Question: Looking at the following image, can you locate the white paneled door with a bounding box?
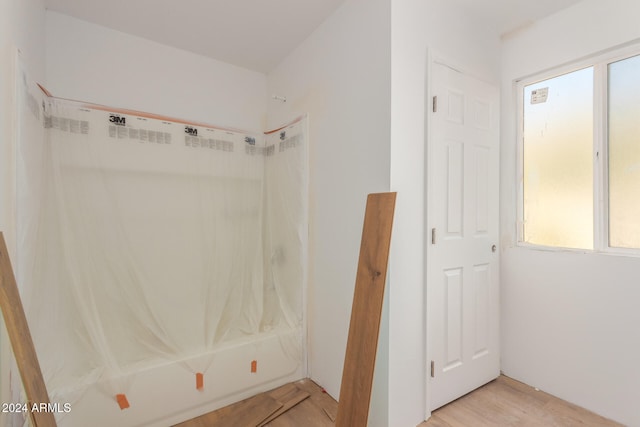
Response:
[427,61,500,411]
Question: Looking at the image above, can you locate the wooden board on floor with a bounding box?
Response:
[174,393,282,427]
[176,379,336,427]
[335,192,396,427]
[258,385,310,426]
[0,232,57,427]
[259,379,338,427]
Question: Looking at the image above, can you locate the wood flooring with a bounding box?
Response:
[421,375,623,427]
[177,375,622,427]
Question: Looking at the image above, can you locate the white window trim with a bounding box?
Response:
[515,41,640,256]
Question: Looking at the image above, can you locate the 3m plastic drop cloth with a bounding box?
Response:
[14,73,307,425]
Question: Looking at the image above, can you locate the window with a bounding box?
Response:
[519,47,640,252]
[608,54,640,249]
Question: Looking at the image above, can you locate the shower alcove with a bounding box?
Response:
[14,70,308,427]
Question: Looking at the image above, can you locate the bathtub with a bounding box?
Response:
[53,327,305,427]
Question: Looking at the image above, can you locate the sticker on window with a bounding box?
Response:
[530,87,549,104]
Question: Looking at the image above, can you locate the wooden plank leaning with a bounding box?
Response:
[0,232,57,427]
[335,192,397,427]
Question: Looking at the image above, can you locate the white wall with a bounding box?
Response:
[268,1,502,425]
[46,12,267,132]
[267,0,392,425]
[500,1,640,425]
[389,0,500,424]
[0,0,46,425]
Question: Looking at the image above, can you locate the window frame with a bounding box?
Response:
[516,43,640,256]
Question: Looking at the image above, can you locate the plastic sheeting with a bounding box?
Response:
[14,70,307,425]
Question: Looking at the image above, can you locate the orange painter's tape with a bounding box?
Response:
[116,394,130,410]
[251,360,257,373]
[196,372,204,390]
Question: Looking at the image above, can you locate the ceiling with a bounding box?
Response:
[44,0,583,74]
[452,0,583,37]
[44,0,347,73]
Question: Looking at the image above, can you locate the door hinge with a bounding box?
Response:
[432,96,438,113]
[430,360,435,378]
[431,228,436,244]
